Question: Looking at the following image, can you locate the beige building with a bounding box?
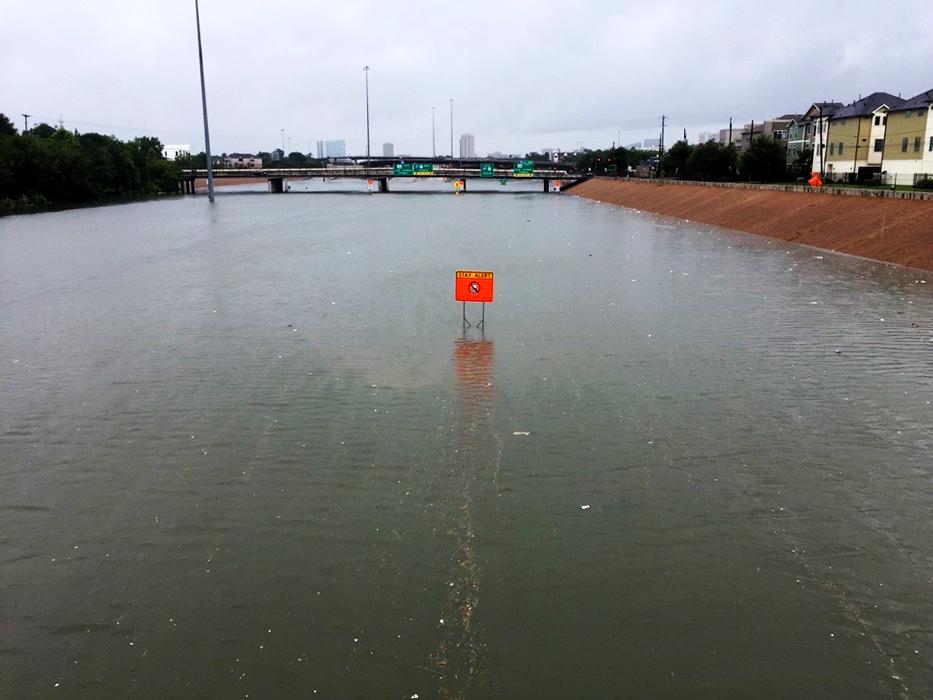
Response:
[879,89,933,185]
[223,153,262,169]
[812,92,904,182]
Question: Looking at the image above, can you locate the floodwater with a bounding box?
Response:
[1,190,932,698]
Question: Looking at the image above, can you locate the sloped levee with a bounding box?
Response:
[573,178,933,272]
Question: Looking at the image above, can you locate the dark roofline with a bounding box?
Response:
[887,88,933,113]
[830,92,905,119]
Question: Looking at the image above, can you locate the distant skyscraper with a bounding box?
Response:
[643,138,661,149]
[383,143,394,157]
[324,140,346,158]
[459,133,475,158]
[316,140,324,158]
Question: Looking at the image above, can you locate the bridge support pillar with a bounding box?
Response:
[268,177,285,193]
[379,178,389,193]
[543,178,550,192]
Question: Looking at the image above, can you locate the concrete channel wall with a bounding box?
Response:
[572,177,933,272]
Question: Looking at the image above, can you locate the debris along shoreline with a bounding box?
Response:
[572,177,933,272]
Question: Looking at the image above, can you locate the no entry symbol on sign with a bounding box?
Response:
[455,270,494,303]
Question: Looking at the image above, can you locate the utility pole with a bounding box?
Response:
[194,0,214,203]
[364,66,371,165]
[449,98,454,158]
[818,104,825,179]
[658,115,665,177]
[728,116,734,177]
[22,114,30,132]
[432,106,436,157]
[281,128,285,153]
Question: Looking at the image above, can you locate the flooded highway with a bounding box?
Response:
[2,190,932,698]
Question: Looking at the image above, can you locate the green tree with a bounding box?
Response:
[661,140,694,178]
[684,141,734,181]
[28,123,57,139]
[791,147,814,180]
[0,113,17,136]
[738,136,788,182]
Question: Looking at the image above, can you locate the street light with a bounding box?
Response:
[449,98,454,158]
[364,66,371,165]
[194,0,214,203]
[432,106,436,157]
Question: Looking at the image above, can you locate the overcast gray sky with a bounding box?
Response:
[2,1,932,156]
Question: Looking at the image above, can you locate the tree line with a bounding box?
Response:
[565,138,814,183]
[0,113,182,215]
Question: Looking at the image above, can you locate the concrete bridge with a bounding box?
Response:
[178,160,584,194]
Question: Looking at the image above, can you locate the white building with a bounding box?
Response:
[459,133,475,158]
[162,144,191,160]
[317,140,346,158]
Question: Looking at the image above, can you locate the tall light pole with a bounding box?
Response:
[22,114,30,132]
[432,106,436,157]
[449,98,454,158]
[364,66,371,165]
[281,128,285,154]
[194,0,214,202]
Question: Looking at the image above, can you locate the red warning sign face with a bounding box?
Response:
[455,270,494,303]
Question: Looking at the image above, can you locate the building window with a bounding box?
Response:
[920,110,926,118]
[839,142,844,155]
[902,137,909,152]
[874,116,881,125]
[929,136,933,152]
[906,111,912,119]
[874,138,884,152]
[915,137,922,152]
[829,143,835,155]
[883,116,888,125]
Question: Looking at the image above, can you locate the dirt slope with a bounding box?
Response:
[573,179,933,271]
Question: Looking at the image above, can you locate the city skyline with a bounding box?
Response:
[3,1,932,156]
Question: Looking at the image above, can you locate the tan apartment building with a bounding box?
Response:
[813,92,904,182]
[879,89,933,185]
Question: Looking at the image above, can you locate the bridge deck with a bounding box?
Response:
[183,167,575,180]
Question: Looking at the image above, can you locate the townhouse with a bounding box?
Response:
[879,89,933,185]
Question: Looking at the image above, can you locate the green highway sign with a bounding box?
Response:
[480,162,495,177]
[513,160,534,176]
[393,163,414,176]
[413,163,434,176]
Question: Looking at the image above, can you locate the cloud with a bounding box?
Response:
[2,0,932,154]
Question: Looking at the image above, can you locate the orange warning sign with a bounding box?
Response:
[455,270,494,303]
[808,172,823,188]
